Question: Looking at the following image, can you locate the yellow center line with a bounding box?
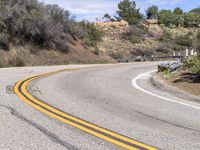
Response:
[14,68,159,150]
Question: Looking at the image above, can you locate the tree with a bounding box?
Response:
[157,7,200,27]
[116,0,142,25]
[158,10,174,27]
[173,7,183,15]
[174,15,184,27]
[190,7,200,14]
[103,13,112,22]
[146,5,158,19]
[184,12,200,27]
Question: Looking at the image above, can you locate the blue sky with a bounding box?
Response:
[39,0,200,21]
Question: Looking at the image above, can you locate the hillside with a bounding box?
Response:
[0,0,116,67]
[96,24,162,60]
[0,0,199,67]
[96,23,199,61]
[0,40,115,67]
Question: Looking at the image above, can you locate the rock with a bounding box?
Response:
[119,20,128,27]
[95,20,128,28]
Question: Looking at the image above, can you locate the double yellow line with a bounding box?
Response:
[14,68,158,150]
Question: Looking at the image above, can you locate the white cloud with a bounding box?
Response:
[39,0,120,21]
[39,0,185,21]
[149,0,182,5]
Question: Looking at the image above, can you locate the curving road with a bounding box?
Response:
[1,62,200,150]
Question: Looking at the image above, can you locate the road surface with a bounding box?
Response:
[1,62,200,150]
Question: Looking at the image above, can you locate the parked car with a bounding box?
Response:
[135,56,145,62]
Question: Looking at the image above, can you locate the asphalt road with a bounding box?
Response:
[1,62,200,150]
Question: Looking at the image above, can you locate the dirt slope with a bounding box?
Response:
[96,25,162,59]
[0,40,116,67]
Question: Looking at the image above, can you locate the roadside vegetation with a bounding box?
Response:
[0,0,74,52]
[0,0,103,52]
[75,21,104,48]
[101,0,200,51]
[0,0,105,67]
[99,0,200,76]
[184,31,200,74]
[133,2,198,30]
[185,57,200,74]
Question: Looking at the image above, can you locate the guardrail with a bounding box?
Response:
[154,56,185,62]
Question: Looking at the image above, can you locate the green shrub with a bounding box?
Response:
[185,57,200,74]
[175,33,193,47]
[109,52,123,59]
[0,17,10,50]
[160,29,172,42]
[163,67,172,80]
[156,44,171,53]
[122,25,146,43]
[169,24,176,29]
[0,0,78,52]
[76,21,104,47]
[172,44,185,51]
[0,32,10,50]
[129,36,142,43]
[191,61,200,74]
[159,24,165,28]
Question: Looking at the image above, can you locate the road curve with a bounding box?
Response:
[14,66,158,150]
[1,62,200,150]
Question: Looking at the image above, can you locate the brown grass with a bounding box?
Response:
[162,71,200,96]
[0,40,115,68]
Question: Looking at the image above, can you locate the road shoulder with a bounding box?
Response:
[152,74,200,103]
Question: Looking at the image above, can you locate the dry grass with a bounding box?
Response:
[0,40,115,68]
[161,71,200,96]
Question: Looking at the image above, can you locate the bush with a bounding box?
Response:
[7,56,25,67]
[76,21,104,47]
[0,0,76,52]
[122,25,146,43]
[159,24,165,28]
[172,44,185,51]
[0,17,10,50]
[160,29,172,42]
[15,57,25,67]
[0,32,10,50]
[175,33,193,47]
[185,57,200,74]
[109,52,123,59]
[156,44,171,53]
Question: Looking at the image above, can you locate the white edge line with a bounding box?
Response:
[131,70,200,110]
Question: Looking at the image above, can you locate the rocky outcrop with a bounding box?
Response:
[95,20,129,28]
